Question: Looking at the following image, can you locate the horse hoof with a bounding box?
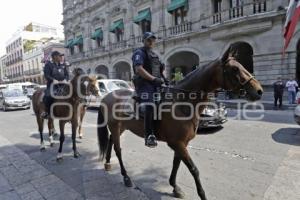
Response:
[104,163,112,171]
[56,153,63,162]
[50,143,54,147]
[79,135,83,139]
[40,144,46,151]
[40,147,46,152]
[74,152,81,158]
[124,176,133,187]
[173,187,185,199]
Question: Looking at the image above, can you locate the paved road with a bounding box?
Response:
[0,108,299,200]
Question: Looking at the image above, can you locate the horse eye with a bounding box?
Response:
[233,67,239,73]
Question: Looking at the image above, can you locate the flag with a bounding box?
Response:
[284,0,300,53]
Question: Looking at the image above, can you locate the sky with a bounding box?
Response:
[0,0,63,55]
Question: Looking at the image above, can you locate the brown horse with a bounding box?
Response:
[32,90,87,150]
[32,69,99,158]
[96,45,263,199]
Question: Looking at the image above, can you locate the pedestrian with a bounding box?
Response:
[273,77,284,109]
[131,32,168,148]
[285,77,298,104]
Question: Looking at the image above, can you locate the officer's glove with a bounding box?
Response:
[152,77,163,86]
[53,80,59,84]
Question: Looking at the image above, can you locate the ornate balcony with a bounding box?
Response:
[168,21,192,36]
[212,0,269,24]
[109,41,127,51]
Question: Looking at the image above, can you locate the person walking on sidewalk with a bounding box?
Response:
[285,77,298,104]
[273,77,284,109]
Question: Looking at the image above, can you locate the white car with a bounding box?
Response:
[88,79,134,108]
[0,89,31,111]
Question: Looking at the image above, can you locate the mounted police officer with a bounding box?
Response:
[41,51,69,119]
[132,32,167,148]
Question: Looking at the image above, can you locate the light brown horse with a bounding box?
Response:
[97,45,263,200]
[32,69,99,159]
[32,90,87,150]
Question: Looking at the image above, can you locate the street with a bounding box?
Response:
[0,108,299,200]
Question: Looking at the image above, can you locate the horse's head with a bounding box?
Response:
[72,68,100,97]
[220,45,263,101]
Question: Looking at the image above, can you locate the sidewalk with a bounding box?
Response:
[0,134,149,200]
[217,99,297,110]
[0,135,83,200]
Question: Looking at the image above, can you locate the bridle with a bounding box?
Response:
[222,57,255,91]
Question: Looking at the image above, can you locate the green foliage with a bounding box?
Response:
[173,69,183,82]
[23,40,36,52]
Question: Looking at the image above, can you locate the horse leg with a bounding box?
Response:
[57,121,65,161]
[37,117,45,151]
[48,118,55,147]
[111,127,133,187]
[72,120,80,158]
[169,153,185,198]
[104,135,113,171]
[78,107,85,139]
[175,143,207,200]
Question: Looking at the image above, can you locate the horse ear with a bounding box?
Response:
[221,46,232,63]
[73,68,85,76]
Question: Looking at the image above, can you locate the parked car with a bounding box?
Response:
[88,79,134,108]
[0,89,31,111]
[198,103,228,129]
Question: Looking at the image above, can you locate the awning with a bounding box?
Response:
[65,39,74,48]
[73,35,83,45]
[167,0,188,13]
[91,28,103,40]
[109,19,124,33]
[134,8,151,24]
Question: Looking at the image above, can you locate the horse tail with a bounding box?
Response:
[97,107,109,161]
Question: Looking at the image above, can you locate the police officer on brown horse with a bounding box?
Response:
[41,51,69,119]
[132,32,167,148]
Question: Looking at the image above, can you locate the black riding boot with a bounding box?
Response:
[144,105,157,148]
[41,95,52,119]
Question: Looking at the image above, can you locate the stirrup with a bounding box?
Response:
[145,135,157,148]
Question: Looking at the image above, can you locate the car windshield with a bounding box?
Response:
[107,81,130,91]
[3,90,24,97]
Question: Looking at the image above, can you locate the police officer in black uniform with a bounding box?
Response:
[132,32,166,148]
[41,51,69,119]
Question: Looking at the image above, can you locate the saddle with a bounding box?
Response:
[122,92,146,119]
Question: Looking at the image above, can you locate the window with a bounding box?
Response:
[116,29,124,42]
[110,20,124,43]
[70,47,75,55]
[134,8,152,34]
[96,38,103,47]
[141,20,151,33]
[174,7,187,25]
[213,0,222,13]
[78,43,83,52]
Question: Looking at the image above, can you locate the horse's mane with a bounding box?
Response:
[175,59,220,88]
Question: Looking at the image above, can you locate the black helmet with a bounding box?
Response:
[143,32,156,40]
[51,51,64,58]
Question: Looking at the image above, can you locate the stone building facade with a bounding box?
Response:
[62,0,298,87]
